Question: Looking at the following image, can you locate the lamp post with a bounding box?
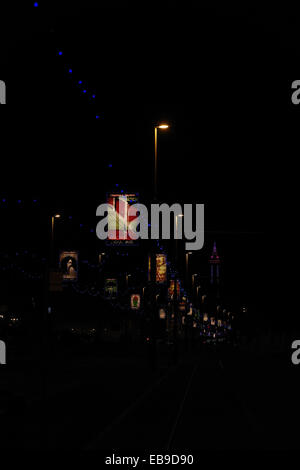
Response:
[171,214,183,365]
[185,251,192,291]
[196,285,201,306]
[192,273,198,301]
[192,273,197,289]
[50,213,61,266]
[175,213,183,263]
[154,124,169,201]
[126,273,131,288]
[40,211,61,431]
[148,123,170,370]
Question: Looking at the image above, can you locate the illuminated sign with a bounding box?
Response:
[131,294,141,310]
[105,279,118,299]
[159,308,166,319]
[59,251,78,281]
[156,254,167,283]
[168,280,180,299]
[107,193,139,245]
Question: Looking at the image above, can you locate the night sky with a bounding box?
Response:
[1,5,298,323]
[1,4,300,455]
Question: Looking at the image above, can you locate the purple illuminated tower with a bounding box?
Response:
[209,241,220,287]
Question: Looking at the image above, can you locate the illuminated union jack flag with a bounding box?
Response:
[107,194,139,243]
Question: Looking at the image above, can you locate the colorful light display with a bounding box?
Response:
[168,279,180,299]
[59,251,78,281]
[156,254,167,283]
[159,308,166,319]
[106,193,139,245]
[105,279,118,299]
[130,294,141,310]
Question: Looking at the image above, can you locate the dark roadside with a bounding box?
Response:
[0,332,298,451]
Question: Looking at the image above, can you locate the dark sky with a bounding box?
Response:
[1,5,297,319]
[1,6,294,216]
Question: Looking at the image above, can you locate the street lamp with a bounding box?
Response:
[51,213,61,242]
[185,251,192,290]
[154,123,170,201]
[126,273,131,288]
[175,214,183,238]
[99,252,105,264]
[150,122,170,369]
[50,213,61,266]
[191,273,198,303]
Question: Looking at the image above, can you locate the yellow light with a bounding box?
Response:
[54,214,61,218]
[158,124,169,129]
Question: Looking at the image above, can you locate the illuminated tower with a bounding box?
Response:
[209,241,220,286]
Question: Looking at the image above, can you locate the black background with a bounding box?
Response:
[0,2,300,455]
[0,5,298,333]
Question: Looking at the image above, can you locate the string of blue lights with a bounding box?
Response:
[33,1,102,120]
[4,4,178,295]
